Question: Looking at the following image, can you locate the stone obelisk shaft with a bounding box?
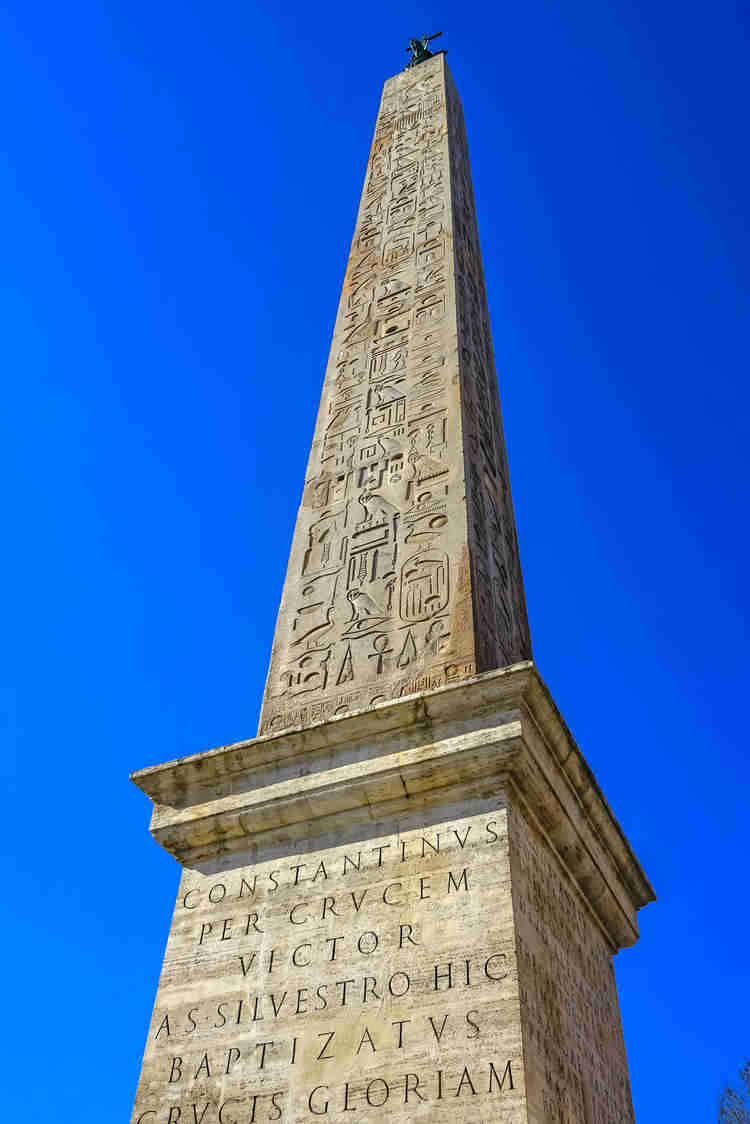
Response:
[259,55,530,736]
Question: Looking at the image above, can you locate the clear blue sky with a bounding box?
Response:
[0,0,747,1118]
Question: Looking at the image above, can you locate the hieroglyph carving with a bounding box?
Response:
[259,56,530,735]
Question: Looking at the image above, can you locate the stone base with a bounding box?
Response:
[131,663,654,1124]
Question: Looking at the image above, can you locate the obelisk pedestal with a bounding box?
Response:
[131,666,653,1123]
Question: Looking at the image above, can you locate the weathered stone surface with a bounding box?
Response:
[258,55,530,738]
[511,802,637,1123]
[130,666,654,1123]
[130,54,655,1124]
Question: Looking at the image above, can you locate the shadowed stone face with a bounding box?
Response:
[258,55,530,737]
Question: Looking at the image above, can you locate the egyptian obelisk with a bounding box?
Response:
[257,40,530,738]
[131,40,654,1124]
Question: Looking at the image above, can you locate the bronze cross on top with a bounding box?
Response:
[405,32,443,68]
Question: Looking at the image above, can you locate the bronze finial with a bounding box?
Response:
[404,32,444,69]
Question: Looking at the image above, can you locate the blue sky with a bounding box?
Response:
[0,0,747,1118]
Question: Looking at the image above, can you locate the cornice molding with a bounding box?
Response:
[132,662,655,950]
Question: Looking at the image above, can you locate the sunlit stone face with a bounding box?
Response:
[257,54,530,739]
[132,799,527,1123]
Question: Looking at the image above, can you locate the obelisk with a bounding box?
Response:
[257,47,530,738]
[131,43,654,1124]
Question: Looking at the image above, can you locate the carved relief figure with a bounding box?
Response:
[400,551,450,621]
[347,492,399,590]
[302,510,347,576]
[366,380,406,434]
[342,589,390,638]
[291,573,339,650]
[277,649,331,698]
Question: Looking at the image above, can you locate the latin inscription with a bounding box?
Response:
[131,809,524,1122]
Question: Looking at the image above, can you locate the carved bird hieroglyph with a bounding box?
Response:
[342,589,390,638]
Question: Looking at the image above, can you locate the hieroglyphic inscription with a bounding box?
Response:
[259,55,530,735]
[131,807,524,1123]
